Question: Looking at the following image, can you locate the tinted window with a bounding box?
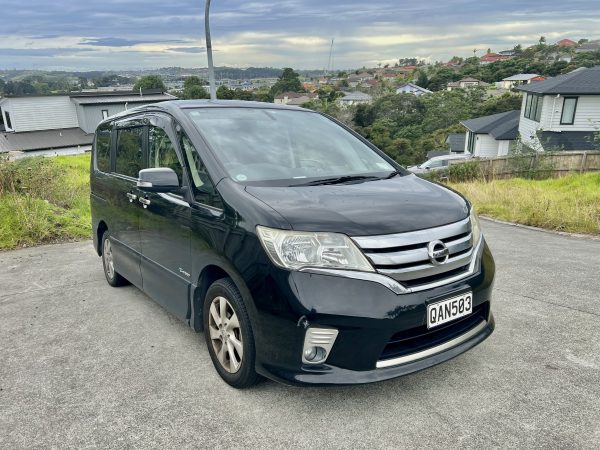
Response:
[95,122,112,172]
[148,125,182,185]
[185,108,395,185]
[179,131,221,207]
[115,126,144,177]
[560,97,577,125]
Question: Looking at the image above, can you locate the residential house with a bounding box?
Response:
[355,72,375,82]
[576,40,600,53]
[498,49,516,57]
[497,74,542,90]
[516,66,600,151]
[347,75,362,88]
[446,133,466,153]
[479,53,510,64]
[0,89,175,153]
[396,83,432,96]
[337,92,372,107]
[273,92,316,105]
[362,79,380,87]
[447,77,485,91]
[557,39,577,47]
[461,110,520,157]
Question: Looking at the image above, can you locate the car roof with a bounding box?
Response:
[98,99,312,126]
[429,154,469,161]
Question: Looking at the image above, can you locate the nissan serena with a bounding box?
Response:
[90,100,495,388]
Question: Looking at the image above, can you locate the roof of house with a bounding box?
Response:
[502,73,540,81]
[339,92,372,101]
[539,131,600,151]
[461,110,520,140]
[577,40,600,51]
[480,53,510,61]
[445,133,466,152]
[517,66,600,94]
[0,127,92,153]
[557,39,577,46]
[397,83,432,93]
[70,92,176,105]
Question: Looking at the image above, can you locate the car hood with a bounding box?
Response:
[245,174,469,236]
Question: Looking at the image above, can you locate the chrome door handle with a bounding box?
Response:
[139,197,151,208]
[126,192,137,203]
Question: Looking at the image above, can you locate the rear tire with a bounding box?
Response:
[203,277,260,389]
[101,231,129,287]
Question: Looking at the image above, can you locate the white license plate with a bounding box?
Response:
[427,292,472,329]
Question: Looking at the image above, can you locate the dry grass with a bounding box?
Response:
[450,173,600,235]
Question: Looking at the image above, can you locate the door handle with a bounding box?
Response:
[139,197,151,208]
[126,192,137,203]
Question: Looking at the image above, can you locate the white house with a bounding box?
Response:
[273,92,316,105]
[461,110,520,157]
[0,90,175,153]
[337,92,372,107]
[496,74,542,90]
[516,66,600,151]
[447,77,486,91]
[396,83,432,96]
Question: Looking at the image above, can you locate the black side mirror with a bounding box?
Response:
[137,168,179,193]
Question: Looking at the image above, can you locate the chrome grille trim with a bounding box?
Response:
[376,320,488,368]
[352,217,470,250]
[352,217,475,287]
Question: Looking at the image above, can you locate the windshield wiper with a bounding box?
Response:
[384,170,401,179]
[294,175,381,186]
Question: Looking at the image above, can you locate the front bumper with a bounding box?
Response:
[250,240,495,386]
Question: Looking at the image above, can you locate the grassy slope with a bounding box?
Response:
[451,173,600,235]
[1,154,598,250]
[0,154,91,250]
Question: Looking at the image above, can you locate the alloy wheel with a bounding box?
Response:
[103,238,115,280]
[208,296,244,373]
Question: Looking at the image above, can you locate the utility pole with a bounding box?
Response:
[205,0,217,100]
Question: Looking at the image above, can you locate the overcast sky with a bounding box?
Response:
[1,0,598,71]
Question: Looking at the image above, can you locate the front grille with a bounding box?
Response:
[379,302,489,361]
[352,217,474,288]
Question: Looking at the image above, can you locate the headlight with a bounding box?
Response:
[256,226,375,272]
[470,206,482,246]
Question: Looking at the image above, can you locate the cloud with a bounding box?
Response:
[0,0,599,70]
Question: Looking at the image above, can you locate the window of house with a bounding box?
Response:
[115,126,144,178]
[560,97,578,125]
[101,110,109,120]
[95,122,112,172]
[148,125,183,185]
[524,94,542,122]
[4,110,13,130]
[467,131,476,152]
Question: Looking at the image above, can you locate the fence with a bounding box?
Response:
[449,151,600,180]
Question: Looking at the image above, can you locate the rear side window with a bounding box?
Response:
[95,122,112,172]
[115,126,144,178]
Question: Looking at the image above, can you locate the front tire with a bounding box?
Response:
[101,231,129,287]
[203,278,260,389]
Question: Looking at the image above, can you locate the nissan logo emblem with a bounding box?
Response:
[427,240,449,265]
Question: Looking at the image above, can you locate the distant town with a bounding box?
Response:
[1,36,600,165]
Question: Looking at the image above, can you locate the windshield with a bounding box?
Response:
[185,107,397,186]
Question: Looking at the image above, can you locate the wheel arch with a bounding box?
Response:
[96,220,108,256]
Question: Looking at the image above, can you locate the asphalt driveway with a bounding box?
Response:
[1,221,599,449]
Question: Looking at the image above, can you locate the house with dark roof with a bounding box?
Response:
[461,110,520,157]
[0,89,175,154]
[446,133,466,153]
[516,66,600,151]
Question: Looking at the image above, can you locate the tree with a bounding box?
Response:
[133,75,165,91]
[269,68,303,96]
[216,85,235,100]
[182,76,209,99]
[538,36,546,45]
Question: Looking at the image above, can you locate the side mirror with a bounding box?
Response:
[137,168,179,193]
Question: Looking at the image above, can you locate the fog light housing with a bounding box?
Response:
[302,328,339,365]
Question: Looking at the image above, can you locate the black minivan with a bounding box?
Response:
[90,100,495,388]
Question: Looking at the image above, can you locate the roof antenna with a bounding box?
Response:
[205,0,217,100]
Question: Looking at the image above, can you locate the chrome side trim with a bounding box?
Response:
[298,268,410,294]
[298,236,484,295]
[376,320,488,368]
[352,217,470,249]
